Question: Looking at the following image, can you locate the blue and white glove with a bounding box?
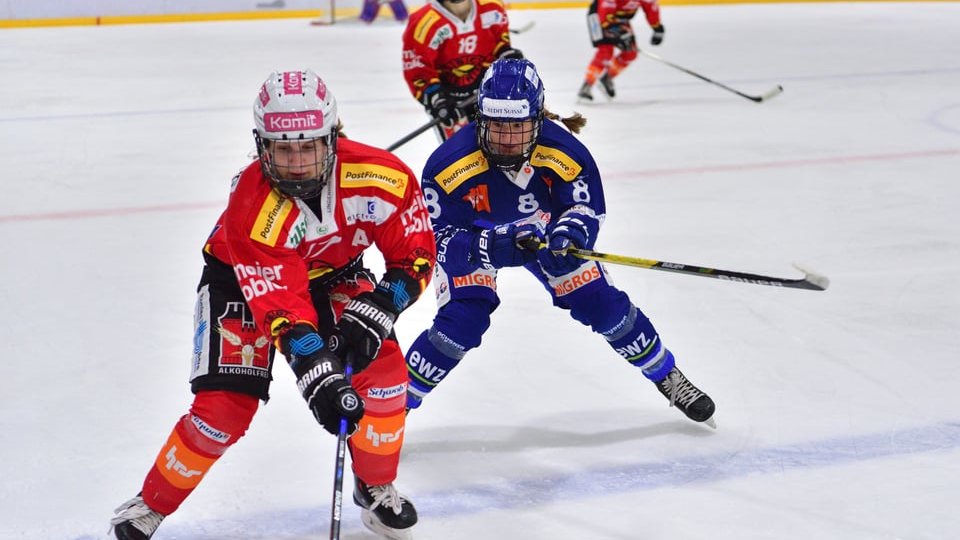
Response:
[538,213,595,276]
[472,223,543,270]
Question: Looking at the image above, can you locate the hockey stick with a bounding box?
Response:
[523,240,828,291]
[510,21,535,34]
[329,361,353,540]
[386,95,478,152]
[639,49,783,103]
[310,0,335,26]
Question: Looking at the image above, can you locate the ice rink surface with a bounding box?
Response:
[1,2,959,538]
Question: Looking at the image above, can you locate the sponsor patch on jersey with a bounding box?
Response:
[354,413,406,455]
[402,49,426,71]
[367,383,407,401]
[434,150,489,194]
[551,264,603,296]
[251,190,294,247]
[429,24,453,50]
[340,163,408,198]
[233,264,288,303]
[480,10,505,28]
[414,11,441,44]
[462,184,491,212]
[530,145,583,182]
[190,415,232,445]
[451,271,497,290]
[341,195,397,226]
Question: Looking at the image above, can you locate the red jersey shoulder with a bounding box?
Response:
[476,0,509,25]
[224,161,302,250]
[405,4,448,47]
[336,138,417,204]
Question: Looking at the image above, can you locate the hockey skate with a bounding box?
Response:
[354,477,418,540]
[655,367,716,428]
[598,72,616,98]
[109,494,165,540]
[577,81,594,101]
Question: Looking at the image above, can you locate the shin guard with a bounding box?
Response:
[604,304,675,382]
[141,391,258,515]
[349,340,409,486]
[585,45,616,83]
[404,327,467,409]
[607,49,638,78]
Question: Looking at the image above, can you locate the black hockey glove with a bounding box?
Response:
[471,223,543,270]
[538,213,593,277]
[278,323,364,435]
[497,47,524,60]
[422,85,461,129]
[650,24,665,46]
[336,292,398,373]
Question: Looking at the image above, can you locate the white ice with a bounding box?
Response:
[1,3,959,539]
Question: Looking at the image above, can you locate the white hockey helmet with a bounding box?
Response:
[253,69,338,199]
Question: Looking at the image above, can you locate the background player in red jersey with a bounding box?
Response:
[578,0,665,101]
[108,69,436,540]
[401,0,523,141]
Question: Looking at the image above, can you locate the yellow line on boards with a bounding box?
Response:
[0,9,322,29]
[2,0,958,29]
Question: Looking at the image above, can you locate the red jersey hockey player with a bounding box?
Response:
[401,0,523,140]
[108,69,435,540]
[578,0,665,101]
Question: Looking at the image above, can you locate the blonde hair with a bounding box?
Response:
[544,108,587,134]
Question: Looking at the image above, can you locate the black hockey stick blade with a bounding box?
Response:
[640,49,784,104]
[510,21,535,34]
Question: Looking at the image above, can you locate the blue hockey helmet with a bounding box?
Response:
[476,58,545,171]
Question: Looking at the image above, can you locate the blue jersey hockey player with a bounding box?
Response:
[404,58,716,426]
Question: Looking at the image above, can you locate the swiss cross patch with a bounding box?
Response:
[462,184,491,212]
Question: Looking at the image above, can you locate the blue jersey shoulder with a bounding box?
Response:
[421,123,497,198]
[528,120,597,183]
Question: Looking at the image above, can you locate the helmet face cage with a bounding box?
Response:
[252,70,338,199]
[254,131,337,200]
[476,59,545,171]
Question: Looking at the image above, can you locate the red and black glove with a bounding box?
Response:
[651,24,665,46]
[334,292,399,373]
[277,323,364,435]
[422,84,463,128]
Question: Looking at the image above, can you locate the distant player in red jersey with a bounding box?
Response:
[402,0,523,141]
[108,69,435,540]
[578,0,665,101]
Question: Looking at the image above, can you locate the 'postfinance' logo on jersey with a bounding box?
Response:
[530,145,582,182]
[414,11,441,44]
[340,164,408,198]
[435,150,489,194]
[251,191,293,247]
